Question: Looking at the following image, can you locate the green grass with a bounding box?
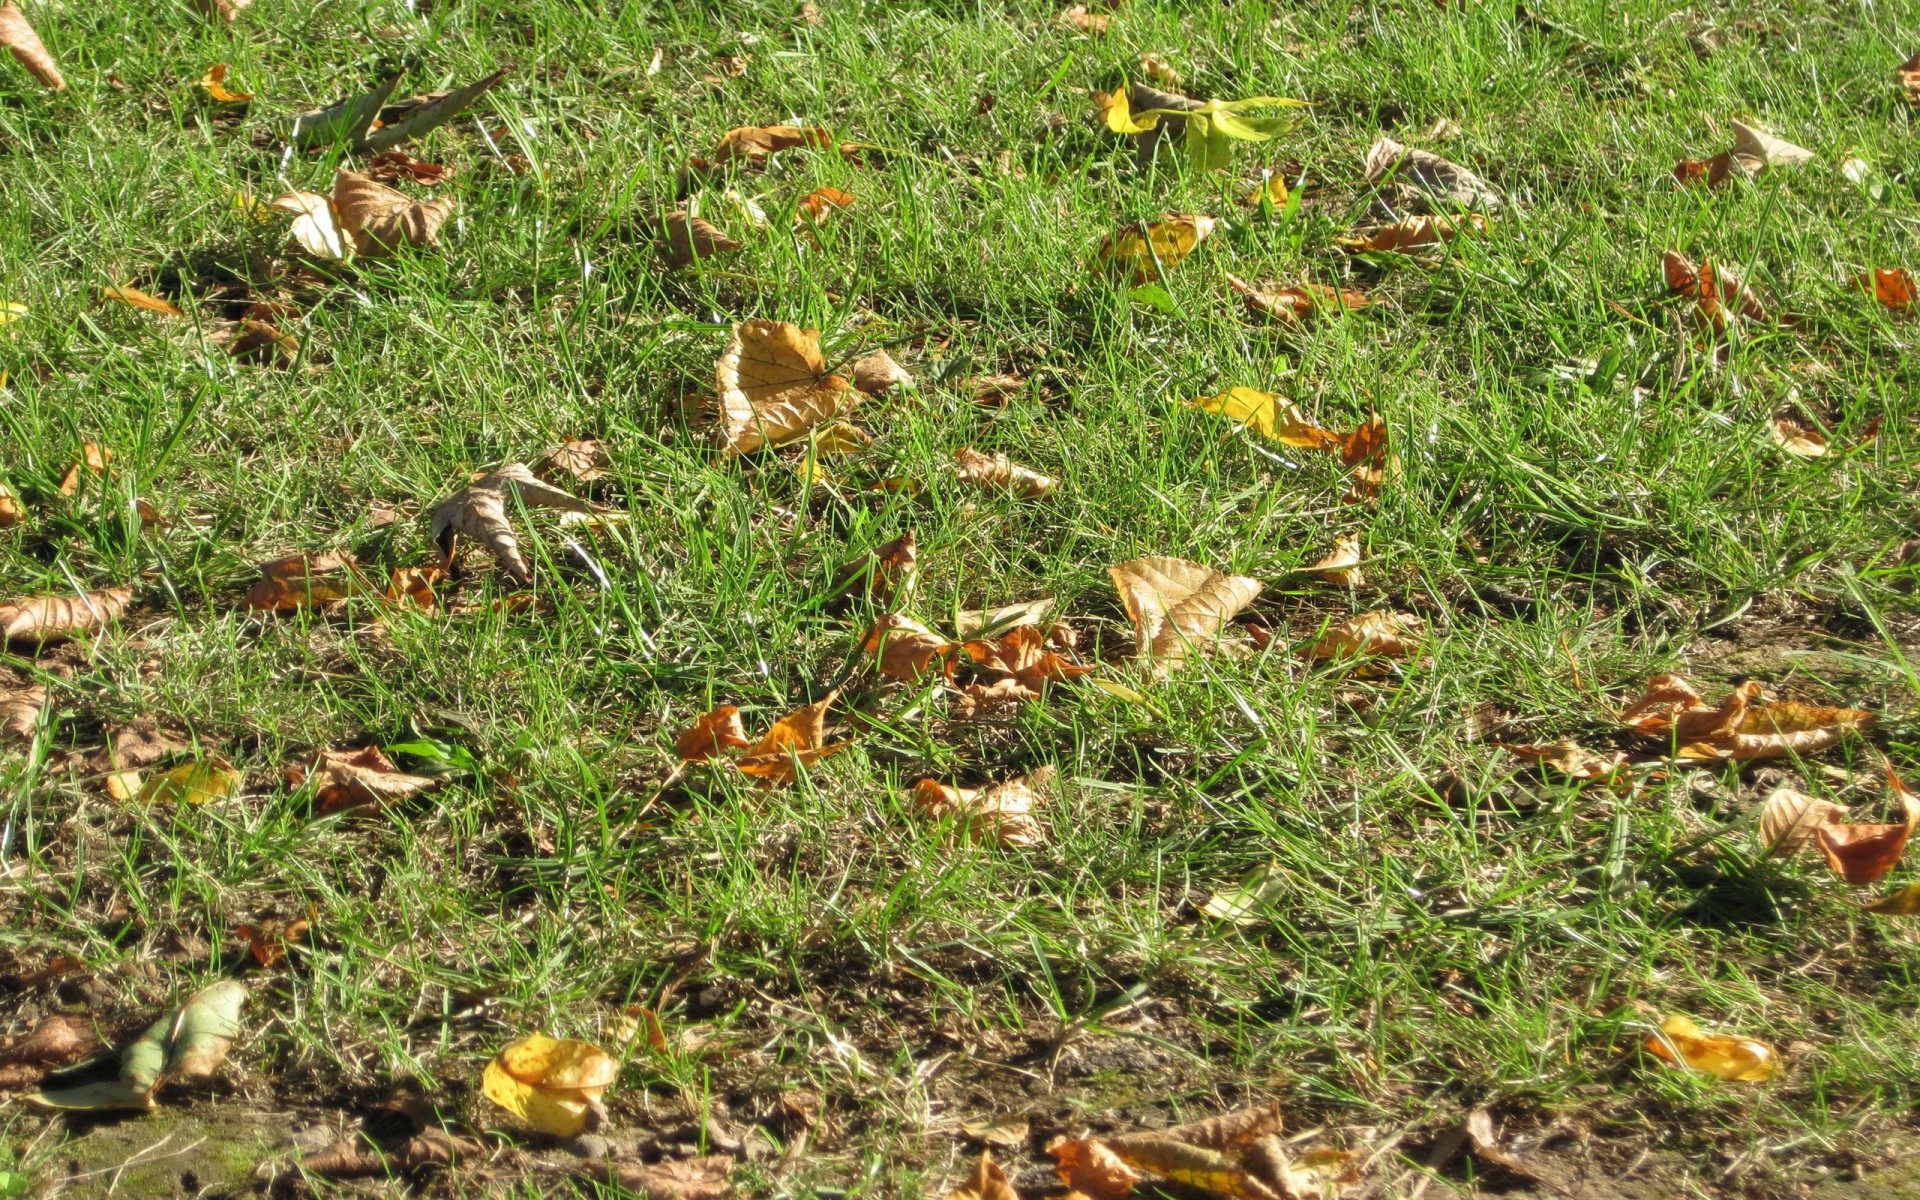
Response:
[3,0,1920,1196]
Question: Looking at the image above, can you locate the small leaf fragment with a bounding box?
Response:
[1645,1014,1776,1082]
[136,759,242,806]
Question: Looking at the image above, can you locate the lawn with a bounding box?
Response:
[2,0,1920,1197]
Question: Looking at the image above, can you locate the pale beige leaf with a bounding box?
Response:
[955,448,1055,498]
[1108,556,1262,668]
[311,746,439,814]
[430,463,605,585]
[0,586,133,644]
[851,350,913,395]
[1757,788,1848,856]
[717,320,857,454]
[1308,611,1424,660]
[955,597,1057,639]
[269,191,350,261]
[1728,121,1814,173]
[0,3,65,91]
[0,679,45,740]
[1364,136,1499,209]
[333,169,453,257]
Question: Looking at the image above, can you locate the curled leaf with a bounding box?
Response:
[955,447,1055,498]
[1347,213,1484,252]
[1109,556,1262,669]
[677,705,751,762]
[911,769,1049,847]
[1186,388,1338,448]
[795,186,855,227]
[311,746,439,814]
[430,463,606,585]
[199,63,250,103]
[1226,274,1369,323]
[850,349,912,394]
[1308,611,1424,661]
[738,691,851,784]
[103,284,183,318]
[1770,416,1827,458]
[360,70,507,153]
[711,124,832,165]
[1645,1014,1776,1082]
[829,530,918,609]
[1364,136,1499,209]
[1505,741,1626,781]
[0,3,64,90]
[864,614,956,681]
[1309,535,1363,586]
[1757,788,1848,856]
[717,320,856,455]
[334,169,454,257]
[0,586,133,644]
[1049,1136,1142,1200]
[656,211,742,269]
[948,1151,1018,1200]
[243,552,371,613]
[269,190,350,261]
[136,759,242,806]
[1816,762,1920,885]
[1618,674,1870,761]
[483,1034,616,1137]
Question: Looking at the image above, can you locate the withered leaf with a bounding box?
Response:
[269,190,350,261]
[290,72,404,149]
[1049,1136,1142,1200]
[1757,789,1848,856]
[911,768,1050,848]
[656,211,742,269]
[1863,880,1920,916]
[830,530,918,609]
[955,447,1055,498]
[1816,761,1920,885]
[717,320,857,454]
[1309,535,1363,586]
[850,349,913,395]
[334,169,454,257]
[0,481,22,528]
[366,152,451,185]
[234,912,311,968]
[430,463,606,585]
[677,705,751,762]
[738,691,852,784]
[1109,556,1262,668]
[310,746,439,815]
[59,440,111,497]
[537,438,609,484]
[1308,611,1424,661]
[1662,250,1769,327]
[947,1151,1018,1200]
[1059,5,1110,34]
[192,0,252,23]
[243,552,370,613]
[1095,214,1215,285]
[1226,274,1369,323]
[1364,136,1499,210]
[0,586,133,644]
[1188,388,1340,448]
[0,3,64,90]
[711,124,832,164]
[1347,213,1484,252]
[577,1155,735,1200]
[0,679,45,741]
[1645,1014,1776,1082]
[199,63,250,103]
[961,625,1092,695]
[103,284,183,318]
[1770,416,1827,458]
[1619,674,1871,761]
[1505,741,1626,781]
[864,614,956,681]
[795,186,855,227]
[1902,51,1920,104]
[0,1015,102,1091]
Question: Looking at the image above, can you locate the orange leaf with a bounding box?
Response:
[1854,267,1915,313]
[1816,761,1920,885]
[1644,1014,1776,1082]
[947,1151,1018,1200]
[1049,1137,1141,1200]
[738,691,851,784]
[58,441,112,496]
[863,614,956,681]
[795,186,855,227]
[102,284,183,318]
[677,705,751,762]
[199,63,252,103]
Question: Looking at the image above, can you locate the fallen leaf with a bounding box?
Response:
[1645,1014,1776,1082]
[361,70,507,153]
[954,447,1055,498]
[1901,51,1920,104]
[1095,214,1215,285]
[0,1016,101,1091]
[1505,741,1627,781]
[864,614,956,681]
[0,679,45,741]
[912,769,1049,847]
[1854,267,1915,313]
[656,211,742,269]
[738,691,851,784]
[310,746,439,814]
[0,585,133,644]
[385,566,443,611]
[298,1127,485,1177]
[1364,136,1499,209]
[1758,788,1851,856]
[961,1115,1031,1150]
[291,75,407,149]
[795,186,855,227]
[1202,861,1287,925]
[136,759,242,806]
[0,3,65,91]
[235,912,311,968]
[1770,416,1827,458]
[1309,535,1363,586]
[102,284,183,317]
[1729,121,1813,173]
[850,350,912,395]
[334,169,453,257]
[220,317,300,367]
[0,481,22,527]
[716,320,856,455]
[1864,880,1920,915]
[58,440,111,496]
[1186,388,1339,448]
[798,1,823,24]
[193,0,252,23]
[578,1156,735,1200]
[365,152,451,185]
[1059,5,1110,34]
[677,705,751,762]
[1138,53,1181,86]
[1464,1108,1539,1180]
[1817,761,1920,885]
[830,530,918,609]
[269,190,350,261]
[969,373,1030,406]
[1226,274,1369,323]
[1347,213,1484,252]
[1109,556,1263,668]
[1618,674,1871,761]
[483,1033,616,1137]
[1049,1136,1142,1200]
[1661,250,1769,326]
[30,980,248,1110]
[242,552,371,613]
[430,462,606,585]
[955,597,1056,639]
[949,1151,1019,1200]
[537,438,609,484]
[961,624,1092,694]
[199,63,250,103]
[711,124,832,165]
[1308,611,1424,660]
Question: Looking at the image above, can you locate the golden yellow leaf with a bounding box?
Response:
[1095,214,1215,285]
[1756,788,1848,856]
[136,759,242,806]
[1307,611,1424,661]
[1864,880,1920,915]
[333,169,454,257]
[1186,387,1338,448]
[955,447,1055,498]
[483,1033,617,1137]
[1645,1014,1776,1082]
[198,63,251,103]
[716,320,857,454]
[677,705,750,762]
[1109,556,1262,668]
[0,301,24,325]
[58,440,111,497]
[1309,535,1363,586]
[0,3,65,91]
[0,585,133,644]
[738,691,851,784]
[102,284,183,318]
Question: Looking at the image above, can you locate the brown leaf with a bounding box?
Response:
[1465,1108,1539,1180]
[579,1155,735,1200]
[798,1,823,25]
[59,440,111,497]
[1141,1102,1284,1152]
[1364,136,1499,210]
[795,186,855,227]
[102,284,183,318]
[969,373,1030,406]
[955,448,1056,498]
[0,481,22,528]
[1226,274,1369,323]
[716,320,857,454]
[223,317,301,367]
[1348,213,1484,252]
[677,705,751,762]
[365,152,450,185]
[948,1151,1018,1200]
[830,530,918,609]
[1138,53,1181,86]
[712,124,832,165]
[1618,675,1870,761]
[0,679,45,741]
[961,625,1093,696]
[738,691,851,784]
[385,566,443,611]
[863,614,956,681]
[0,586,133,645]
[430,463,606,585]
[0,1015,101,1091]
[234,912,311,968]
[1109,556,1262,668]
[1661,250,1768,326]
[192,0,251,21]
[1902,51,1920,104]
[311,746,439,815]
[1049,1136,1142,1200]
[850,349,913,395]
[300,1129,486,1178]
[656,211,742,269]
[1102,1139,1277,1200]
[1770,416,1827,458]
[0,3,66,91]
[1505,741,1626,781]
[1817,761,1920,885]
[911,770,1049,848]
[333,169,454,257]
[537,438,609,484]
[1309,535,1363,586]
[1059,5,1110,34]
[1307,611,1424,660]
[243,552,371,613]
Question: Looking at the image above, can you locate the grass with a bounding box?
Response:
[3,0,1920,1196]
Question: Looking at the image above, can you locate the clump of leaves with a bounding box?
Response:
[1101,80,1305,172]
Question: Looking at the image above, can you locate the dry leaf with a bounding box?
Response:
[1109,556,1262,668]
[58,440,111,496]
[1618,674,1871,761]
[969,373,1030,406]
[1505,741,1626,781]
[366,152,451,185]
[955,448,1055,498]
[677,705,751,762]
[334,169,454,257]
[1348,213,1484,252]
[948,1151,1018,1200]
[1817,762,1920,885]
[1901,51,1920,104]
[579,1157,734,1200]
[961,624,1093,694]
[795,186,855,227]
[199,63,250,103]
[1138,53,1180,85]
[269,190,350,261]
[0,481,22,528]
[1050,1137,1142,1200]
[0,1016,101,1091]
[310,746,438,814]
[961,1115,1031,1150]
[798,1,823,24]
[1364,136,1499,209]
[830,530,918,609]
[738,691,851,784]
[243,552,371,612]
[536,438,609,485]
[1095,214,1215,285]
[1310,535,1363,586]
[1186,388,1338,448]
[193,0,251,23]
[1226,274,1369,322]
[1661,250,1769,326]
[0,3,65,91]
[483,1034,616,1137]
[1855,267,1915,313]
[1770,416,1826,458]
[1059,5,1110,34]
[385,566,442,611]
[1729,121,1813,172]
[850,349,912,395]
[1464,1108,1538,1180]
[1863,881,1920,915]
[912,770,1049,848]
[0,679,45,741]
[0,586,133,644]
[656,211,742,269]
[1309,611,1424,660]
[711,124,832,165]
[220,317,300,367]
[235,912,311,968]
[430,462,605,585]
[1757,788,1848,856]
[1645,1014,1776,1082]
[717,320,857,454]
[103,284,183,318]
[864,614,956,681]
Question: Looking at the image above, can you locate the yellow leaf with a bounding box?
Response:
[198,63,251,103]
[1094,214,1215,285]
[1645,1014,1777,1082]
[483,1033,617,1136]
[481,1058,593,1135]
[135,759,241,806]
[1186,388,1339,448]
[1864,880,1920,915]
[716,320,856,455]
[0,301,26,325]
